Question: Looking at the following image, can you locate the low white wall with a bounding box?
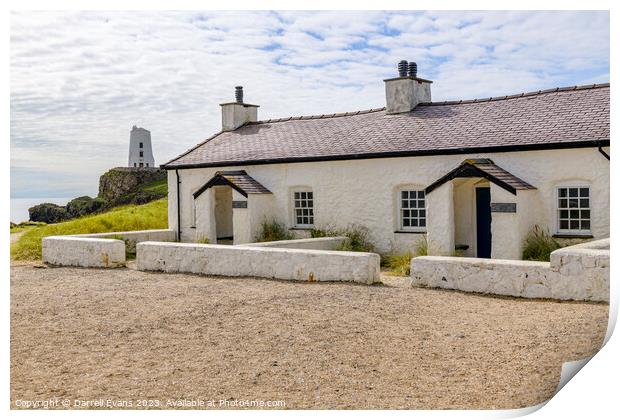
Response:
[410,239,609,302]
[239,236,346,250]
[74,229,175,253]
[42,236,125,268]
[41,229,175,268]
[137,241,380,284]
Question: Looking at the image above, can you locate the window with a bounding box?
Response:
[139,162,144,167]
[399,189,426,231]
[146,163,149,167]
[557,186,591,233]
[133,162,136,167]
[293,191,314,227]
[139,151,144,157]
[139,142,143,148]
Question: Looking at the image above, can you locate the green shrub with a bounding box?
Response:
[382,235,431,276]
[310,224,375,252]
[310,228,328,238]
[11,199,168,261]
[383,250,414,276]
[414,235,429,256]
[335,225,375,252]
[522,225,562,261]
[254,219,294,242]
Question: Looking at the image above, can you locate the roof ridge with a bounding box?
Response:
[250,107,386,125]
[247,82,609,123]
[421,83,610,107]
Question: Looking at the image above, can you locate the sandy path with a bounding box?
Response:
[10,231,25,244]
[10,264,608,409]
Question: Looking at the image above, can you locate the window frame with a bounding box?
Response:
[555,185,592,235]
[292,189,314,228]
[398,188,427,233]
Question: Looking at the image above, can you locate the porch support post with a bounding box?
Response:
[232,190,251,245]
[490,184,523,259]
[426,181,455,256]
[195,189,216,244]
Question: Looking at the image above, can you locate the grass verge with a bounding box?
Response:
[11,199,168,261]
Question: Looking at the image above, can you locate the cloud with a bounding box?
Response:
[10,10,609,197]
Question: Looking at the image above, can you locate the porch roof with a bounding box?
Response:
[425,159,536,195]
[193,170,271,199]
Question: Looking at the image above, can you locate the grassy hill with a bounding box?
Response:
[11,198,168,261]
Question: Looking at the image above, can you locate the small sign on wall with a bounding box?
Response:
[491,202,517,213]
[232,200,248,209]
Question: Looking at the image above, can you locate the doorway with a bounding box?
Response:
[475,187,492,258]
[213,186,233,243]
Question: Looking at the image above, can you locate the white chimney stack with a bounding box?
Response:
[384,60,432,114]
[220,86,259,131]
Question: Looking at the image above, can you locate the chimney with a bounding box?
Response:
[220,86,259,131]
[384,60,432,114]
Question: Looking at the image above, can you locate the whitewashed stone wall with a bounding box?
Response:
[42,229,176,267]
[137,241,380,284]
[239,236,346,250]
[74,229,175,253]
[42,237,125,268]
[411,239,609,302]
[169,147,609,255]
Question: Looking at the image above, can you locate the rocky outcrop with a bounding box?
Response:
[98,167,165,204]
[66,196,106,218]
[28,203,69,223]
[28,167,167,223]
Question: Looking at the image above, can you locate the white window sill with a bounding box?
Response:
[395,230,427,234]
[553,232,593,239]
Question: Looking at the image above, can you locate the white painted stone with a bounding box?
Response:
[42,236,125,268]
[384,77,432,114]
[74,229,176,253]
[239,236,347,250]
[168,148,609,256]
[523,284,551,299]
[410,239,609,302]
[220,102,258,131]
[137,241,381,284]
[128,126,155,168]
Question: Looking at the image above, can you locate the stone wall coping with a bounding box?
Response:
[414,256,549,268]
[239,236,347,248]
[71,229,175,238]
[44,235,125,244]
[140,241,376,257]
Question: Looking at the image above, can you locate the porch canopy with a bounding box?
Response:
[425,158,536,195]
[193,170,271,199]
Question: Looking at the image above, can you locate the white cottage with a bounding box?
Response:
[161,62,610,259]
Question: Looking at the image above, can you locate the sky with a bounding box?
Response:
[10,10,610,198]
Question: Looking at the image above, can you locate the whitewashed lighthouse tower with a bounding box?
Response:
[128,125,155,168]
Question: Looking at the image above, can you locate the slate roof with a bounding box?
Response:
[193,170,271,199]
[162,83,610,169]
[425,158,536,195]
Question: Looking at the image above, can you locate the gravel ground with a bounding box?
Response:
[10,263,608,410]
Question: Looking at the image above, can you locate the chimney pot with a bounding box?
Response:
[235,86,243,103]
[398,60,408,77]
[408,62,417,78]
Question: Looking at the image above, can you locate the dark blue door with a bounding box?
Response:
[476,187,492,258]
